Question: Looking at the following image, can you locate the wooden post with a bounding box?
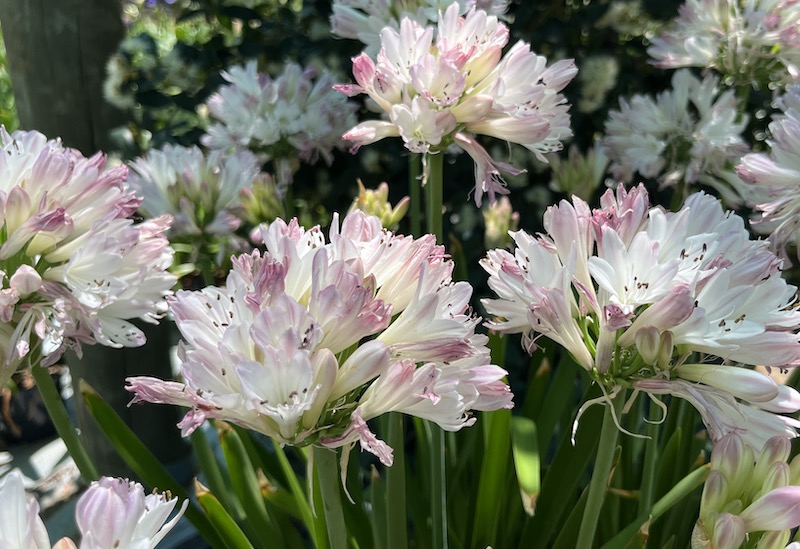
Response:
[0,0,126,154]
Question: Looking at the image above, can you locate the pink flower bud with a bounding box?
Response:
[711,512,747,549]
[739,486,800,531]
[10,265,42,297]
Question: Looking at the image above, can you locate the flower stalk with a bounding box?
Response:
[577,389,625,547]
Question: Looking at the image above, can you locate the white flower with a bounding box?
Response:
[0,470,51,549]
[604,70,751,206]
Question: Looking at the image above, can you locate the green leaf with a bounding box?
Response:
[471,408,512,547]
[511,416,540,516]
[217,422,285,548]
[196,480,255,549]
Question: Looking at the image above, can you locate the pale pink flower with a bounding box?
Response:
[128,210,512,466]
[0,129,176,388]
[649,0,800,87]
[0,470,51,549]
[482,184,800,448]
[337,3,576,206]
[203,61,358,189]
[75,477,188,549]
[738,84,800,263]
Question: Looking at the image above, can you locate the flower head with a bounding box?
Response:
[75,477,188,549]
[203,61,359,188]
[330,0,510,55]
[128,210,512,466]
[482,184,800,449]
[0,129,176,387]
[649,0,800,87]
[737,84,800,263]
[337,3,577,206]
[127,144,265,278]
[604,70,751,206]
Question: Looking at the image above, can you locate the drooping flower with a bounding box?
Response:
[127,210,512,467]
[0,470,51,549]
[75,477,188,549]
[737,84,800,263]
[202,61,359,189]
[649,0,800,87]
[336,3,577,206]
[481,184,800,450]
[692,433,800,548]
[604,69,751,206]
[127,144,265,279]
[330,0,510,55]
[0,129,176,388]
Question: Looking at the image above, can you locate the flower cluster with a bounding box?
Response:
[693,434,800,548]
[202,61,358,188]
[604,69,751,206]
[0,129,175,388]
[481,184,800,450]
[0,470,187,549]
[648,0,800,87]
[737,85,800,263]
[330,0,510,54]
[127,210,512,466]
[336,2,577,206]
[127,144,265,278]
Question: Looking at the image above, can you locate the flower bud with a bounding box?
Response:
[756,530,790,548]
[634,325,660,365]
[739,486,800,531]
[711,433,755,499]
[10,265,42,297]
[675,364,779,403]
[711,512,746,549]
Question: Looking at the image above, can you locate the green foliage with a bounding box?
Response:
[0,24,18,132]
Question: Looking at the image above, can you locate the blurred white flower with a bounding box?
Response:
[604,69,751,206]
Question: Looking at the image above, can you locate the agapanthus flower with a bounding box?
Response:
[0,129,176,388]
[737,84,800,263]
[649,0,800,87]
[692,434,800,549]
[202,61,358,189]
[127,210,512,467]
[330,0,510,55]
[336,2,577,206]
[604,69,752,206]
[0,470,50,548]
[348,180,410,230]
[481,184,800,450]
[127,145,264,278]
[73,477,188,549]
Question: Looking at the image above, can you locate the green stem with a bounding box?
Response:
[283,182,295,220]
[409,154,421,237]
[31,363,99,481]
[639,401,660,514]
[426,421,448,549]
[386,413,409,549]
[316,447,348,549]
[425,153,444,243]
[576,390,625,548]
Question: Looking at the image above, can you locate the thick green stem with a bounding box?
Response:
[576,390,625,548]
[386,413,409,549]
[425,153,444,243]
[409,154,421,237]
[426,421,448,549]
[31,363,99,481]
[316,447,348,549]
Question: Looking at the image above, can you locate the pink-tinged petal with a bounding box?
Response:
[329,340,391,401]
[675,364,780,403]
[739,486,800,531]
[322,407,394,466]
[454,132,524,207]
[342,121,400,153]
[756,384,800,414]
[10,265,42,297]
